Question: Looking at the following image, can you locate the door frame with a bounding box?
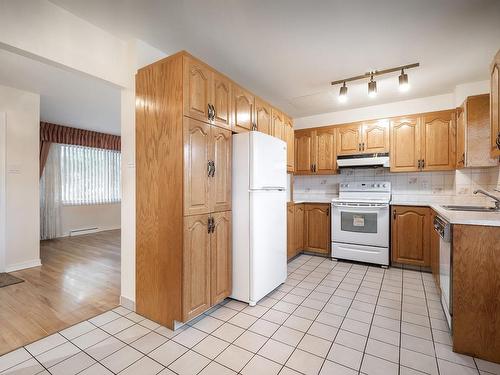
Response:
[0,113,6,272]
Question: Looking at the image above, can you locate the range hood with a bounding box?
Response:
[337,153,390,168]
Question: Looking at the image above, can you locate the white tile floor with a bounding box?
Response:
[1,254,500,375]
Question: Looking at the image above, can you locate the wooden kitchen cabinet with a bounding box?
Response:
[294,128,336,175]
[284,115,295,172]
[391,206,431,266]
[294,204,304,253]
[210,211,232,305]
[212,72,232,129]
[336,124,362,155]
[184,117,232,215]
[421,110,456,171]
[362,120,390,153]
[287,203,295,260]
[390,110,456,172]
[304,203,331,255]
[490,49,500,157]
[390,116,420,172]
[430,210,440,288]
[255,97,272,135]
[456,94,497,168]
[183,214,211,321]
[233,84,254,132]
[137,52,236,329]
[271,108,285,141]
[183,56,212,124]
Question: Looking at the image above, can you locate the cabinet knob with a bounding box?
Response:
[393,210,396,220]
[496,132,500,149]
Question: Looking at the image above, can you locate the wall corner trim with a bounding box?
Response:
[120,295,136,311]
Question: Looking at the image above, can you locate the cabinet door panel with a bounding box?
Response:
[184,117,211,216]
[421,111,455,171]
[490,56,500,157]
[294,204,304,253]
[315,129,336,174]
[212,73,232,129]
[211,126,232,213]
[304,204,331,255]
[466,95,497,167]
[336,125,362,155]
[284,115,295,172]
[391,206,430,266]
[287,204,295,260]
[211,211,232,305]
[456,106,466,168]
[255,98,272,135]
[183,57,211,123]
[272,108,285,141]
[295,131,313,175]
[233,85,254,131]
[390,117,420,172]
[183,214,211,321]
[362,121,389,153]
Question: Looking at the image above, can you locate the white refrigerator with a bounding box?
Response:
[231,131,287,306]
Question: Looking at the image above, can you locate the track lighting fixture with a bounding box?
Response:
[368,75,377,98]
[338,82,348,103]
[331,62,419,100]
[399,68,409,92]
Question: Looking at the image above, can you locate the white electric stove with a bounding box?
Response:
[331,182,391,266]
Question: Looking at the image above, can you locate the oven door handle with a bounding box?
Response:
[332,203,389,208]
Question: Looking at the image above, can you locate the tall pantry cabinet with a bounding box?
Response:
[136,52,232,329]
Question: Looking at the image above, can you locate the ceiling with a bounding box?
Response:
[0,48,121,135]
[50,0,500,118]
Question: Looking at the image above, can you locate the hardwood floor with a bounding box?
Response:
[0,230,120,355]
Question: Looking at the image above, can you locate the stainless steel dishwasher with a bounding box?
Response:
[434,214,452,331]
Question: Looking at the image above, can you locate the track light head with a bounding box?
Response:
[399,69,410,92]
[338,82,348,103]
[368,75,377,98]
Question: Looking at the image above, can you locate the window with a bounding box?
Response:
[60,144,121,205]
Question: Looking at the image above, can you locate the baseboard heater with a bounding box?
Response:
[69,227,99,236]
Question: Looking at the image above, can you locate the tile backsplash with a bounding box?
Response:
[294,166,500,197]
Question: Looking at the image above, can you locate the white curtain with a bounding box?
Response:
[60,144,121,205]
[40,144,62,240]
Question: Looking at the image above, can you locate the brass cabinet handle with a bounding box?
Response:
[496,132,500,149]
[207,160,212,176]
[211,161,216,177]
[417,159,421,169]
[422,159,425,168]
[362,142,365,150]
[393,210,396,220]
[326,207,329,216]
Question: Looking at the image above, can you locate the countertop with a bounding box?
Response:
[293,194,500,227]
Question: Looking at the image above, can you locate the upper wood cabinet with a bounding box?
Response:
[233,85,254,131]
[295,130,314,175]
[456,94,497,168]
[212,72,232,129]
[184,117,232,215]
[336,125,362,155]
[304,203,331,255]
[391,206,430,267]
[183,214,211,321]
[255,98,272,135]
[272,108,285,141]
[390,110,456,173]
[490,49,500,157]
[184,56,212,124]
[294,128,336,175]
[210,211,232,305]
[390,117,420,172]
[421,111,456,171]
[284,115,295,172]
[362,120,390,153]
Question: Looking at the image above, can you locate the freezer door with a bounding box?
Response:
[249,190,287,304]
[250,132,287,190]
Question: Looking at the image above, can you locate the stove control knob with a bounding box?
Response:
[383,184,387,188]
[377,184,381,187]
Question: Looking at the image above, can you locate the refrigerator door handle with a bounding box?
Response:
[259,186,285,190]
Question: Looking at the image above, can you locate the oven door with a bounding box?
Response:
[332,203,389,247]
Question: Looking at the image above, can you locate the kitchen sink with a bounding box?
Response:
[441,205,500,212]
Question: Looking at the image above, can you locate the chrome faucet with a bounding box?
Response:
[473,189,500,210]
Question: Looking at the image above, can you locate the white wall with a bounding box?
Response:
[59,203,120,237]
[0,85,40,272]
[0,113,6,272]
[294,81,490,129]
